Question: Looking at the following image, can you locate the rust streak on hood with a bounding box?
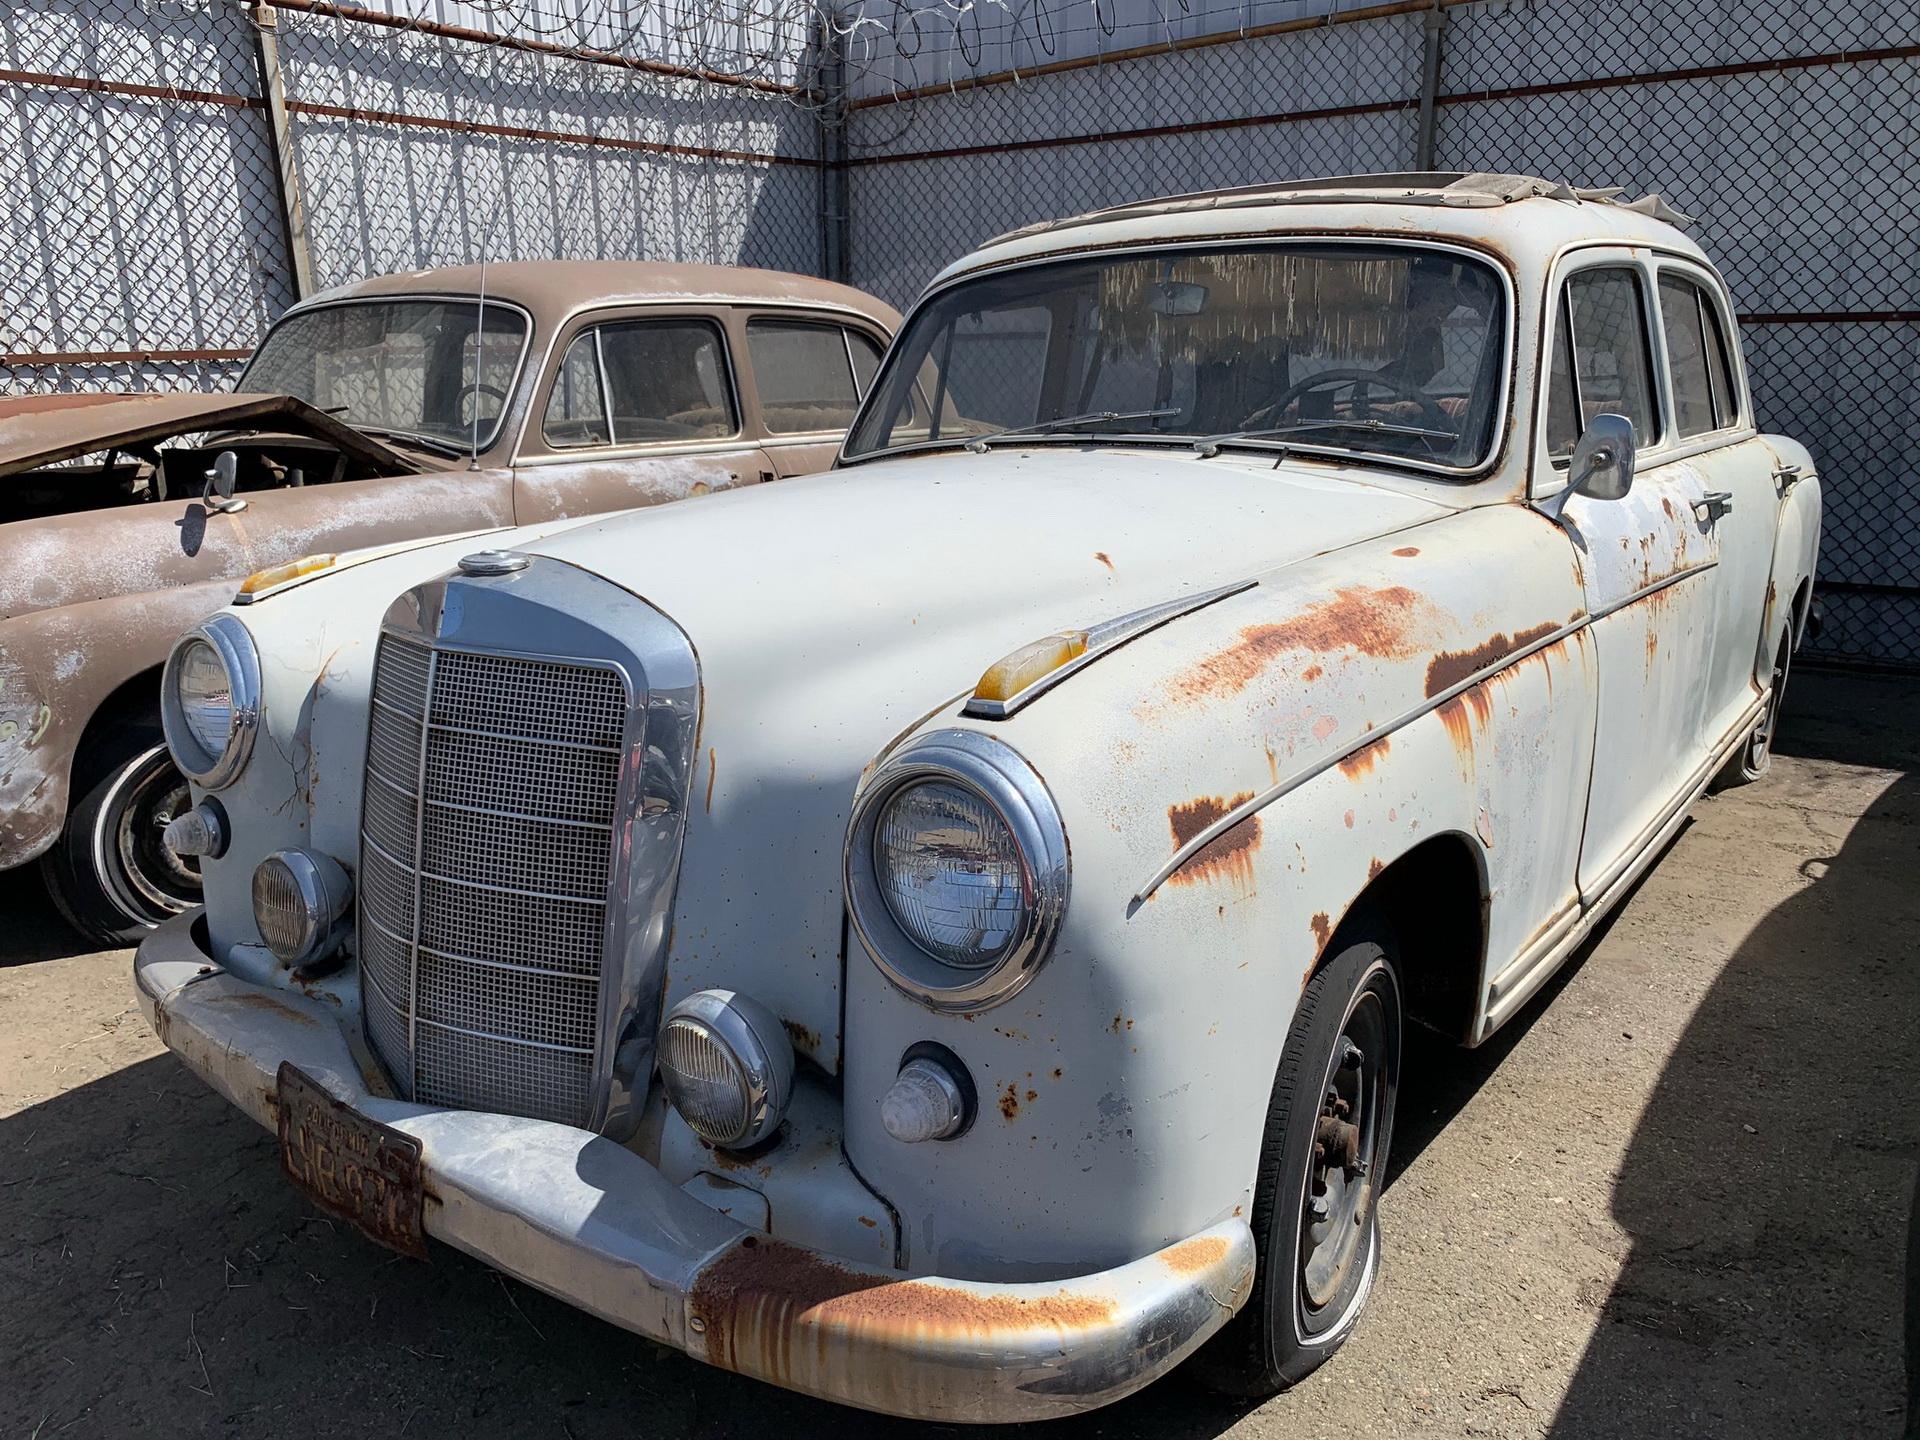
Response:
[1171,584,1446,702]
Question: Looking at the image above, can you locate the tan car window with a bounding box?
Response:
[1565,269,1658,446]
[542,332,612,448]
[1658,275,1719,437]
[748,320,860,434]
[595,319,737,443]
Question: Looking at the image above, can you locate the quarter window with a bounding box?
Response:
[1548,268,1659,458]
[1699,290,1741,428]
[541,318,736,449]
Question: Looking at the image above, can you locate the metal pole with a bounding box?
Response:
[814,8,851,284]
[1414,0,1446,172]
[247,1,315,299]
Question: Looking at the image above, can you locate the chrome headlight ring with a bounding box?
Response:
[160,613,261,791]
[845,728,1070,1012]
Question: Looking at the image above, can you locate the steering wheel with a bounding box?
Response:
[456,382,509,425]
[1247,368,1454,435]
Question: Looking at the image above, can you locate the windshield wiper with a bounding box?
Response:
[353,424,468,459]
[1196,417,1457,456]
[963,407,1181,452]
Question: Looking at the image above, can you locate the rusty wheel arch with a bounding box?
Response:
[1309,833,1486,1045]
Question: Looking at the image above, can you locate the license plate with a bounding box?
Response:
[276,1062,427,1259]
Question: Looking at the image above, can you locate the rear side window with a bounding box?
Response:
[748,320,864,434]
[1548,268,1659,455]
[1658,276,1722,437]
[1699,289,1741,428]
[542,318,736,449]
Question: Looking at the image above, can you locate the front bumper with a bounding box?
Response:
[135,910,1256,1422]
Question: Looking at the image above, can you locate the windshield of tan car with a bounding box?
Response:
[238,299,528,451]
[844,243,1507,471]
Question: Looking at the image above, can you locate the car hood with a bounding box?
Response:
[525,447,1454,1071]
[0,392,417,478]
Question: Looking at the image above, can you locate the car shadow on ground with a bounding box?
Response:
[1540,670,1920,1438]
[0,864,97,967]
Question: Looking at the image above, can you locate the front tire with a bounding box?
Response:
[40,729,200,947]
[1191,916,1403,1396]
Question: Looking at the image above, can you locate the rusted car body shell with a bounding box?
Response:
[137,182,1820,1419]
[0,262,897,874]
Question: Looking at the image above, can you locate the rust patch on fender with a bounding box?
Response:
[1167,794,1261,888]
[1170,585,1442,702]
[1161,1235,1230,1275]
[998,1083,1020,1120]
[1309,911,1332,954]
[1367,857,1385,880]
[220,991,319,1028]
[1424,622,1559,698]
[1392,546,1420,557]
[705,748,717,814]
[1337,734,1391,778]
[781,1018,820,1054]
[1093,550,1114,571]
[689,1237,1120,1379]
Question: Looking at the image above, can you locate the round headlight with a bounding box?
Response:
[873,780,1026,967]
[846,729,1069,1012]
[251,849,353,966]
[657,989,793,1149]
[161,614,261,789]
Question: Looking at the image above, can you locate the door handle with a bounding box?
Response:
[1773,464,1804,496]
[1692,490,1734,525]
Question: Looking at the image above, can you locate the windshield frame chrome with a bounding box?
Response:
[838,235,1516,481]
[236,292,537,457]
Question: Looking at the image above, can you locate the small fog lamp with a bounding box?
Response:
[657,990,793,1149]
[251,849,353,967]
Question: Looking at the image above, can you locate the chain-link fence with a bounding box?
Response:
[1,0,826,398]
[3,0,1914,665]
[842,0,1920,669]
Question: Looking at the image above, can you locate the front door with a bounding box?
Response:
[1541,257,1723,902]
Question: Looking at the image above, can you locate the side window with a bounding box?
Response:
[1545,295,1580,458]
[1658,275,1719,437]
[1552,267,1659,453]
[541,331,611,448]
[847,329,884,396]
[597,319,736,442]
[747,320,860,434]
[1699,292,1741,428]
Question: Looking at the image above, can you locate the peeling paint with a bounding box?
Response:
[1166,793,1261,888]
[1336,733,1391,778]
[1424,621,1559,698]
[1308,911,1332,953]
[1169,585,1446,702]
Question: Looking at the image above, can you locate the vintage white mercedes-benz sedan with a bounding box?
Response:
[136,173,1819,1422]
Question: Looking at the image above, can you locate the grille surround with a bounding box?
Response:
[356,556,699,1138]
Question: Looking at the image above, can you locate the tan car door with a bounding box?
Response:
[1652,265,1780,748]
[741,316,886,478]
[1540,255,1724,903]
[512,309,774,524]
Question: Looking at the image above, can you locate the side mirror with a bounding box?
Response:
[1568,413,1635,501]
[202,450,246,514]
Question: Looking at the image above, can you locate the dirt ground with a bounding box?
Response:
[3,668,1915,1440]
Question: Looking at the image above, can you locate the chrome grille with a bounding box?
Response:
[358,631,628,1129]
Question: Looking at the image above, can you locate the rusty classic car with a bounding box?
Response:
[134,174,1819,1420]
[0,261,897,941]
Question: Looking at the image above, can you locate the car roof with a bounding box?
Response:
[299,260,901,333]
[933,173,1711,289]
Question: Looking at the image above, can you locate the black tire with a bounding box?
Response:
[39,725,200,947]
[1190,913,1403,1396]
[1711,629,1792,792]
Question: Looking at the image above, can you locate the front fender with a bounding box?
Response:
[841,505,1593,1279]
[0,579,235,870]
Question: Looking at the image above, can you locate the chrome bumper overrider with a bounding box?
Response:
[135,910,1256,1423]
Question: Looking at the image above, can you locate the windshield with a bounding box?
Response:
[845,243,1508,472]
[238,299,529,452]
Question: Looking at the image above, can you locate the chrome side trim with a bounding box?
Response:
[1585,558,1717,623]
[963,579,1257,720]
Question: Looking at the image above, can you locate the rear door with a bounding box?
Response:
[1539,253,1723,902]
[512,309,773,524]
[1651,263,1778,746]
[742,316,888,478]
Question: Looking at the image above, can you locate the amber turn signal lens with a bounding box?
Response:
[972,631,1089,704]
[238,553,337,596]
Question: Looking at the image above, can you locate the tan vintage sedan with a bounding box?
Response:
[0,261,898,942]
